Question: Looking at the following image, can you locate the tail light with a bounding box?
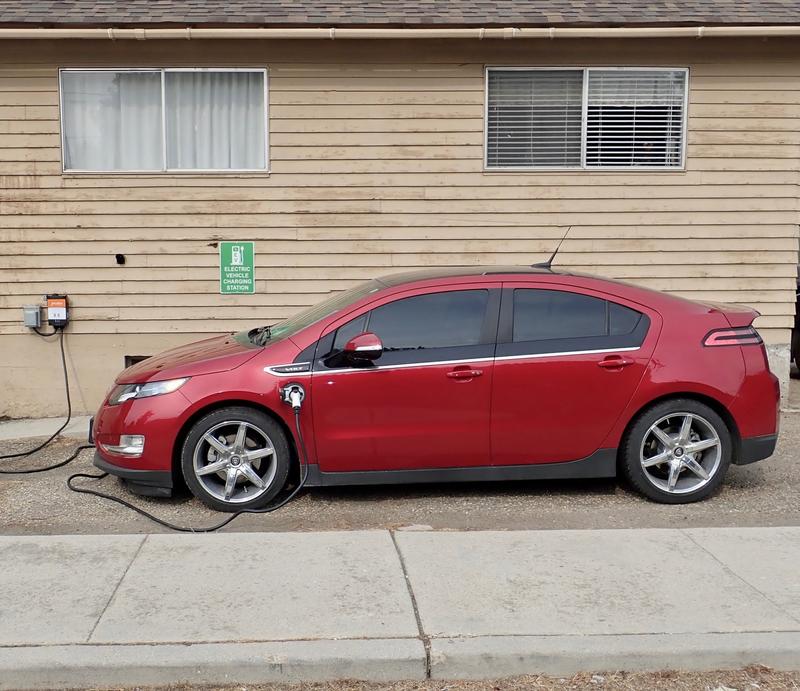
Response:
[703,325,763,347]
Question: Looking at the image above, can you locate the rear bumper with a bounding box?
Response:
[93,452,173,497]
[736,434,778,465]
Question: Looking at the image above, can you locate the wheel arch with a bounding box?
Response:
[617,391,742,466]
[170,398,298,488]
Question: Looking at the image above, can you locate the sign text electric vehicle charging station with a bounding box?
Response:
[219,241,255,295]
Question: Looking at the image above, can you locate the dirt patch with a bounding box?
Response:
[91,665,800,690]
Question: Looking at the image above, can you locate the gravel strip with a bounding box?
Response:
[86,665,800,690]
[1,409,798,535]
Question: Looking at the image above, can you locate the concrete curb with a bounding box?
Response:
[0,639,427,690]
[429,632,800,679]
[5,632,800,688]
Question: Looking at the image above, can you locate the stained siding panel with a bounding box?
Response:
[0,39,798,348]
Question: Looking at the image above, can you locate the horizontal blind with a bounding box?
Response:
[486,70,583,168]
[585,69,686,168]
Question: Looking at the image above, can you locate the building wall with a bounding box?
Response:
[0,37,798,417]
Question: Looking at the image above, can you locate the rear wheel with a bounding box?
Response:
[181,406,290,512]
[620,399,732,504]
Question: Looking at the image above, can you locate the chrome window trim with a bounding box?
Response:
[260,346,641,377]
[493,346,639,362]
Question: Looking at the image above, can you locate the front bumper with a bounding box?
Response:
[93,452,173,498]
[736,434,778,465]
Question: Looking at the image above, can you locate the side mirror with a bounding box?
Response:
[343,332,383,361]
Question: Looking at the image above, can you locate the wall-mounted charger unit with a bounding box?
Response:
[23,305,41,329]
[46,294,69,329]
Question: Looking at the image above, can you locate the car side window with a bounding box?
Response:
[368,290,488,351]
[513,289,607,342]
[332,314,368,351]
[317,289,495,369]
[609,301,642,335]
[500,288,649,357]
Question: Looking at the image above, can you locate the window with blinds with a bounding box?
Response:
[486,68,687,170]
[486,70,583,168]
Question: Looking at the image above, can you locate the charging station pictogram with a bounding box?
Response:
[219,242,255,294]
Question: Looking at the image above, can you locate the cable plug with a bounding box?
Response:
[281,383,306,410]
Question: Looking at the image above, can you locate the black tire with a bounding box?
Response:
[181,406,291,512]
[620,398,732,504]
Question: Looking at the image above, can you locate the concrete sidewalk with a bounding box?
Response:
[0,415,91,441]
[1,527,798,689]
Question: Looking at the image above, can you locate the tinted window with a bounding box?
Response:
[513,289,607,342]
[609,302,643,335]
[368,290,489,351]
[513,289,644,343]
[236,279,381,347]
[332,314,368,351]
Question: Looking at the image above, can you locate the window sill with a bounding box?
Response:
[61,170,272,179]
[481,167,687,175]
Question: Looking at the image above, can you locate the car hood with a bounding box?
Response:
[116,334,262,384]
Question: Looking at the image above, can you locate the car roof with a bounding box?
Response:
[370,265,709,315]
[374,265,564,287]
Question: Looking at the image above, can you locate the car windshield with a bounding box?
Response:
[236,279,382,346]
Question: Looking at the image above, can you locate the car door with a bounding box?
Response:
[311,284,501,473]
[491,283,656,465]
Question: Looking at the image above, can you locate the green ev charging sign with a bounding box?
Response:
[219,241,255,295]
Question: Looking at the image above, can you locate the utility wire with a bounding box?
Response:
[0,444,93,475]
[0,328,73,462]
[1,326,311,532]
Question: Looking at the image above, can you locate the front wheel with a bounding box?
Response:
[620,399,732,504]
[181,406,291,512]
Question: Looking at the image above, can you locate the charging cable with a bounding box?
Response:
[66,384,311,533]
[1,326,312,531]
[1,444,94,475]
[0,328,82,471]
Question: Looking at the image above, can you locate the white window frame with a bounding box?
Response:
[58,67,270,174]
[484,66,689,172]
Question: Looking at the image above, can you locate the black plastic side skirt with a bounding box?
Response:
[303,448,617,488]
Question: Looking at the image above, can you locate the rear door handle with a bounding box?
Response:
[597,356,635,370]
[446,368,483,379]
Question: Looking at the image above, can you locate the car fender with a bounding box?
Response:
[172,370,316,469]
[600,367,739,451]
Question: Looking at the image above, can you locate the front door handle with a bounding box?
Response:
[446,368,483,379]
[597,356,635,370]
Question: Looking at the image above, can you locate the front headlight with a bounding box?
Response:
[108,377,189,406]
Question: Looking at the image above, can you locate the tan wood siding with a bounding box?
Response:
[0,37,798,413]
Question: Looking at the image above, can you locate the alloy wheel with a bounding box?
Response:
[639,412,722,495]
[192,420,277,504]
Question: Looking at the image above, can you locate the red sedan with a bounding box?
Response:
[92,267,779,511]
